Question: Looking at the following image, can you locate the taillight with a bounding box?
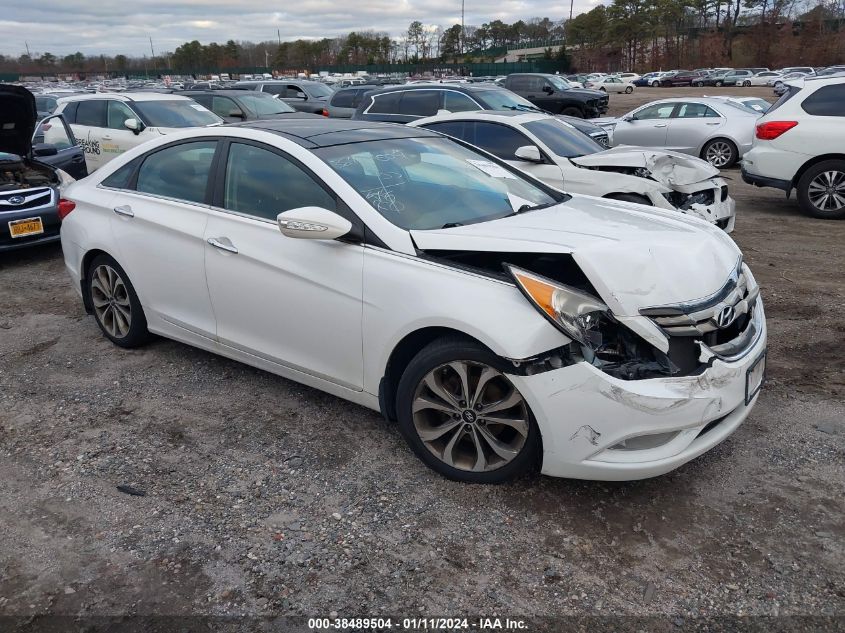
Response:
[321,108,329,117]
[756,120,798,140]
[57,198,76,220]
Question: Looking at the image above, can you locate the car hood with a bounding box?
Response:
[563,87,607,99]
[0,85,36,156]
[410,194,740,317]
[570,146,719,186]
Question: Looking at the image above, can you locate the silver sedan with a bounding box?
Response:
[594,97,758,168]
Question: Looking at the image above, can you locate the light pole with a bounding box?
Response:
[461,0,465,55]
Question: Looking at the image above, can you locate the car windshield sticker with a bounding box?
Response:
[466,159,516,179]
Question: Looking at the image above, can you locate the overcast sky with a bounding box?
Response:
[1,0,602,58]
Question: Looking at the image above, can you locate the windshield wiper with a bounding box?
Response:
[503,104,544,113]
[516,201,560,214]
[441,222,463,229]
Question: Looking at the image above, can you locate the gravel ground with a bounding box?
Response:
[0,86,843,628]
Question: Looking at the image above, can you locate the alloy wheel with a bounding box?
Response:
[411,361,530,472]
[91,264,132,338]
[807,170,845,212]
[705,141,733,168]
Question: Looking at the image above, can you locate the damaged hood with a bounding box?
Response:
[411,194,741,317]
[0,85,36,157]
[570,146,719,186]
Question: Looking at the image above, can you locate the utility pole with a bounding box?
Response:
[461,0,465,54]
[149,36,156,75]
[569,0,574,23]
[25,41,31,57]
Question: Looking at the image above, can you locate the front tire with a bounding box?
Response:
[701,138,738,169]
[86,254,151,348]
[560,106,583,118]
[797,160,845,219]
[395,338,541,483]
[743,80,752,87]
[625,85,633,93]
[715,80,724,87]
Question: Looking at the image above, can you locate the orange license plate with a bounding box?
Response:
[9,217,44,238]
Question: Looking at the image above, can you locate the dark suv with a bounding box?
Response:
[351,84,610,146]
[1,86,85,252]
[233,79,335,114]
[177,89,318,123]
[501,74,608,118]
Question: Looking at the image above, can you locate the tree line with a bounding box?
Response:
[2,0,843,76]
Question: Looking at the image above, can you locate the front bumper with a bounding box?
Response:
[511,302,767,480]
[651,181,736,232]
[0,190,61,252]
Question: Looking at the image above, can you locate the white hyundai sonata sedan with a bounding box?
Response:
[58,120,767,484]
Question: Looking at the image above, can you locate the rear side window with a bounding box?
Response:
[330,90,356,108]
[801,85,845,117]
[676,103,720,118]
[101,157,141,189]
[223,142,335,220]
[465,121,534,160]
[262,84,286,96]
[444,91,480,112]
[136,141,217,204]
[76,100,107,127]
[368,92,403,114]
[422,121,469,140]
[61,101,79,123]
[399,91,440,117]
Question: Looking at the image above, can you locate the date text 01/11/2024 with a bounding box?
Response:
[307,617,529,630]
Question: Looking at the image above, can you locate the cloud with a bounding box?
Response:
[1,0,600,57]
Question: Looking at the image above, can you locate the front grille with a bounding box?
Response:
[662,188,716,210]
[593,133,610,148]
[640,262,760,369]
[0,188,54,212]
[716,218,730,229]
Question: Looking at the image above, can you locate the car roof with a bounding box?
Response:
[178,89,271,97]
[413,111,546,125]
[236,118,440,148]
[56,92,193,103]
[363,83,505,95]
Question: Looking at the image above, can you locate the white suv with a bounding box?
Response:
[55,93,222,171]
[742,76,845,219]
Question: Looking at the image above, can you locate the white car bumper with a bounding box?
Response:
[511,302,767,480]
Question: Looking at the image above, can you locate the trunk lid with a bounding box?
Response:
[0,85,36,157]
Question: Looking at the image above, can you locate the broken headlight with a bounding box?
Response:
[506,265,607,347]
[507,264,678,380]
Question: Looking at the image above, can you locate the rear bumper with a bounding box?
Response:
[741,166,792,192]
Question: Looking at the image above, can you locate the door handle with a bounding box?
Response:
[113,205,134,218]
[207,237,238,254]
[71,154,85,163]
[102,135,112,140]
[653,123,668,128]
[705,122,720,125]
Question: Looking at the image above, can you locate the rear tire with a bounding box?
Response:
[715,80,724,87]
[86,254,151,348]
[701,138,738,169]
[395,337,541,484]
[796,160,845,219]
[743,80,752,87]
[560,106,583,118]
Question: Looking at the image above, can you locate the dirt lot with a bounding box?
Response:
[0,86,843,628]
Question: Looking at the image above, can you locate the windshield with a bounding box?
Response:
[548,76,572,90]
[315,137,560,230]
[477,90,542,112]
[306,83,334,99]
[133,100,222,127]
[523,119,603,158]
[238,93,295,115]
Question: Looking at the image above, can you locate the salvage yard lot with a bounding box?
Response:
[1,86,843,623]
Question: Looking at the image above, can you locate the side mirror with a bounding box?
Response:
[277,207,352,240]
[542,85,554,94]
[514,145,543,163]
[296,91,307,99]
[33,143,59,157]
[436,109,451,116]
[622,115,634,122]
[229,109,245,118]
[124,118,142,134]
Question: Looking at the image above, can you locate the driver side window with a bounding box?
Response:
[633,103,675,120]
[107,101,138,130]
[223,142,335,220]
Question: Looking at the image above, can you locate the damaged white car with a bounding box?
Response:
[59,120,766,484]
[410,111,736,231]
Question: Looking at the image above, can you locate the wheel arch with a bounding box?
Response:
[792,153,845,188]
[378,326,495,422]
[79,248,112,314]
